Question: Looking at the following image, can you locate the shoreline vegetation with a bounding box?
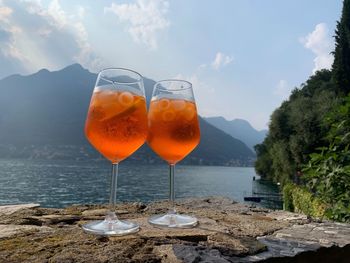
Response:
[255,0,350,222]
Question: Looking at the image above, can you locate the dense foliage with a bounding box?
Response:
[254,70,337,184]
[332,0,350,95]
[256,0,350,221]
[302,96,350,222]
[283,183,327,219]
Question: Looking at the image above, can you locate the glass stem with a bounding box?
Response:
[169,164,176,214]
[107,163,118,221]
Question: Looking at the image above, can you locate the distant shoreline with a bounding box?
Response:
[0,143,256,167]
[0,157,255,168]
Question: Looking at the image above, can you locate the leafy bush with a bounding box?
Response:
[292,186,327,219]
[283,183,327,219]
[282,183,294,211]
[302,96,350,222]
[281,96,350,222]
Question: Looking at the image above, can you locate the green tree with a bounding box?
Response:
[332,0,350,95]
[254,70,335,183]
[254,140,273,178]
[255,1,350,222]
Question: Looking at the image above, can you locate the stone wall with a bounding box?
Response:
[0,197,349,262]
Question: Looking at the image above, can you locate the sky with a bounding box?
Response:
[0,0,343,130]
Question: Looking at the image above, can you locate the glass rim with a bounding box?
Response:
[155,79,192,91]
[98,67,143,85]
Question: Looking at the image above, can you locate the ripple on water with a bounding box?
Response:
[0,159,279,208]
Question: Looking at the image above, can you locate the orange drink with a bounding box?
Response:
[147,79,200,228]
[83,68,146,236]
[85,89,148,163]
[147,98,200,164]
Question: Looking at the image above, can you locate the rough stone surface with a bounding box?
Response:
[0,224,52,239]
[0,197,349,262]
[0,203,40,217]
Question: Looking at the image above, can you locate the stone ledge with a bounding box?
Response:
[0,203,40,217]
[0,224,52,239]
[0,197,349,262]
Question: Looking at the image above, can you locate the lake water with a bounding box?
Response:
[0,159,281,208]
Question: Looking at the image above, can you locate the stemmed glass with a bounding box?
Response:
[83,68,148,235]
[147,80,200,228]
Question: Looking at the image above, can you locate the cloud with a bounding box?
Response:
[274,79,292,100]
[0,5,12,22]
[77,6,85,19]
[0,0,102,78]
[211,52,233,70]
[300,23,334,74]
[47,0,67,29]
[105,0,170,50]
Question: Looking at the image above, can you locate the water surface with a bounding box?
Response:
[0,159,280,208]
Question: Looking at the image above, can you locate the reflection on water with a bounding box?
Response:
[0,159,280,208]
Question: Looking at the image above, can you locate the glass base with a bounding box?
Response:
[82,216,139,236]
[148,213,198,228]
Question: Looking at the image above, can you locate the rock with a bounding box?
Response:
[41,214,82,225]
[173,244,231,263]
[267,222,350,248]
[126,217,227,241]
[154,245,182,263]
[207,233,266,256]
[0,197,349,262]
[0,204,40,216]
[81,208,108,217]
[0,224,52,239]
[266,210,308,222]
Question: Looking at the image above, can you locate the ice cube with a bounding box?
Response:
[162,110,176,122]
[171,100,186,111]
[159,98,170,110]
[183,107,195,121]
[118,91,134,107]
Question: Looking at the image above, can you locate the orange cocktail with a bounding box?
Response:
[83,68,146,236]
[147,98,200,164]
[147,79,200,228]
[85,89,148,163]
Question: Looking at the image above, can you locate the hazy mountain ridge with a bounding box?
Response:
[204,116,267,150]
[0,64,255,166]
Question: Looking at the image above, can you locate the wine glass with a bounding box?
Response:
[147,80,200,228]
[83,68,148,235]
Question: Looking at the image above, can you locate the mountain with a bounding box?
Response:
[205,116,267,150]
[0,64,255,166]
